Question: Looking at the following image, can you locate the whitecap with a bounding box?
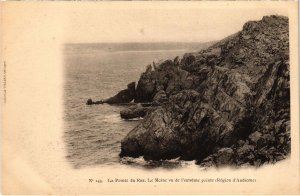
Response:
[102,114,121,123]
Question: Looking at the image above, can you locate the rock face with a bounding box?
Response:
[86,82,136,105]
[120,15,290,167]
[102,82,136,104]
[134,60,200,103]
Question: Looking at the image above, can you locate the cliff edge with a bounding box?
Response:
[119,15,290,167]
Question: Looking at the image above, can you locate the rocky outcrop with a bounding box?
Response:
[87,82,136,105]
[86,98,103,105]
[134,59,201,103]
[120,104,153,120]
[104,82,136,104]
[121,90,235,160]
[120,15,290,167]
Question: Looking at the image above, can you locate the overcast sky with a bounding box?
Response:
[64,2,289,43]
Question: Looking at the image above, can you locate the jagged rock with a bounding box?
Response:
[103,82,136,104]
[120,106,180,159]
[134,60,177,103]
[153,90,168,104]
[165,81,183,95]
[181,53,196,67]
[120,15,290,167]
[146,64,152,73]
[134,71,157,103]
[174,56,180,66]
[134,59,200,102]
[121,90,235,160]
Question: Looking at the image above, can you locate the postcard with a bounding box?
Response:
[1,1,299,194]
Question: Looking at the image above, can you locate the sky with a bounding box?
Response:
[63,2,290,43]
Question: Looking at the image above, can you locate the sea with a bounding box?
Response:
[63,42,209,169]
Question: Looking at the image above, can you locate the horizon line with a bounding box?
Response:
[65,41,217,45]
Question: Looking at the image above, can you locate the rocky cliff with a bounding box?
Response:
[118,15,290,167]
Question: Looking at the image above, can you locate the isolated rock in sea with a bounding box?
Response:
[120,15,290,167]
[120,104,152,120]
[86,98,93,105]
[86,98,104,105]
[103,82,136,104]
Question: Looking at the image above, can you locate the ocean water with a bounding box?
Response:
[63,43,201,169]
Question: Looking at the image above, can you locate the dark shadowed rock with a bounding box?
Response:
[86,98,104,105]
[86,98,93,105]
[103,82,136,104]
[121,90,235,160]
[134,59,201,103]
[134,71,157,103]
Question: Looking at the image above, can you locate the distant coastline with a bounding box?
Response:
[64,42,215,54]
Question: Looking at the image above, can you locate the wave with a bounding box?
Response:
[120,156,196,169]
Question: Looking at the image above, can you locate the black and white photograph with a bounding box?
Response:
[64,12,290,169]
[1,1,299,195]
